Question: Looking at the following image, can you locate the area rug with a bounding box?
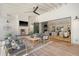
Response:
[23,41,52,56]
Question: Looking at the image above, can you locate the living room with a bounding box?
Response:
[0,3,79,56]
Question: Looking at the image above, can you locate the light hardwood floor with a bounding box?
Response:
[28,40,79,56]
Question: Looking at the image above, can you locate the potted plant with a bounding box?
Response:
[5,33,12,45]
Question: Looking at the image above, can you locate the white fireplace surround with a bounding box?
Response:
[19,26,28,35]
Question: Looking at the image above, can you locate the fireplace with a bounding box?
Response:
[20,29,26,35]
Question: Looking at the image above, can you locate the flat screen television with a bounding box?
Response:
[44,24,47,27]
[19,21,28,26]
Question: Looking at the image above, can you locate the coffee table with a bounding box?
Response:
[26,36,41,47]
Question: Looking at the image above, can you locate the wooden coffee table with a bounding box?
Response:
[26,36,40,47]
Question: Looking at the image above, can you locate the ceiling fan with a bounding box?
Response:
[24,6,40,15]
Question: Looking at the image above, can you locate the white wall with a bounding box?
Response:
[71,19,79,44]
[0,12,37,39]
[0,13,18,40]
[0,15,6,40]
[37,3,79,44]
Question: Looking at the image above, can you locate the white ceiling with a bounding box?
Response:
[0,3,66,16]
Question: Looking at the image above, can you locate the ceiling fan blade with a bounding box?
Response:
[24,6,40,15]
[33,11,40,15]
[33,6,38,12]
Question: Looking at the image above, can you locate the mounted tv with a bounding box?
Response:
[44,24,47,27]
[19,21,28,26]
